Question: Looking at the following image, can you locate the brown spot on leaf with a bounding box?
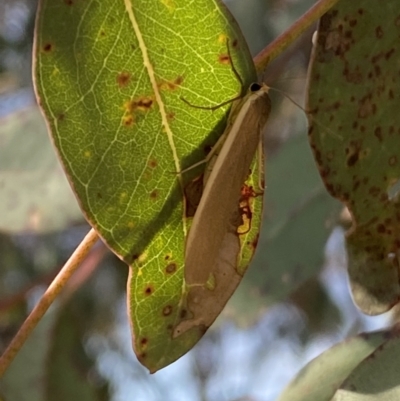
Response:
[144,284,154,296]
[165,263,177,274]
[159,76,184,91]
[57,113,65,121]
[64,0,73,5]
[162,305,173,316]
[150,190,158,200]
[129,254,140,264]
[358,93,375,118]
[251,234,259,249]
[125,96,154,113]
[389,156,398,166]
[180,309,187,319]
[43,43,53,52]
[167,112,175,121]
[140,337,148,347]
[375,26,383,38]
[377,224,386,233]
[123,115,134,126]
[117,71,131,87]
[385,49,395,60]
[374,127,383,142]
[148,160,157,169]
[219,52,230,65]
[347,151,360,167]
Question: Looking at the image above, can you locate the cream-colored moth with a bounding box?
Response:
[174,82,271,337]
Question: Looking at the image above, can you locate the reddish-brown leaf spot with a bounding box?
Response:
[389,156,398,166]
[128,254,140,265]
[165,263,177,274]
[349,19,357,27]
[385,49,395,60]
[117,71,131,88]
[377,224,387,234]
[167,112,175,121]
[374,127,383,142]
[180,309,187,319]
[219,52,230,65]
[43,43,53,52]
[64,0,74,5]
[158,76,184,91]
[57,113,65,121]
[144,284,154,296]
[358,95,375,118]
[162,305,173,316]
[251,233,259,249]
[125,96,154,113]
[148,159,157,169]
[140,337,148,348]
[150,190,158,200]
[123,115,134,126]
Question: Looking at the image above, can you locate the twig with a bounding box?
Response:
[254,0,340,73]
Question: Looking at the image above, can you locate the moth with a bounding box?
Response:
[174,82,271,336]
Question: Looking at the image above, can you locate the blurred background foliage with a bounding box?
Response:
[0,0,394,400]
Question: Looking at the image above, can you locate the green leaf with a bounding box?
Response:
[333,327,400,401]
[34,0,256,371]
[278,329,388,401]
[0,107,82,233]
[307,1,400,314]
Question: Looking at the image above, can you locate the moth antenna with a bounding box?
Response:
[269,86,343,140]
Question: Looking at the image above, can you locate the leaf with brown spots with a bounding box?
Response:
[34,0,256,372]
[307,1,400,314]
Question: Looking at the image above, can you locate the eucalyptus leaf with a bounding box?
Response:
[307,0,400,314]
